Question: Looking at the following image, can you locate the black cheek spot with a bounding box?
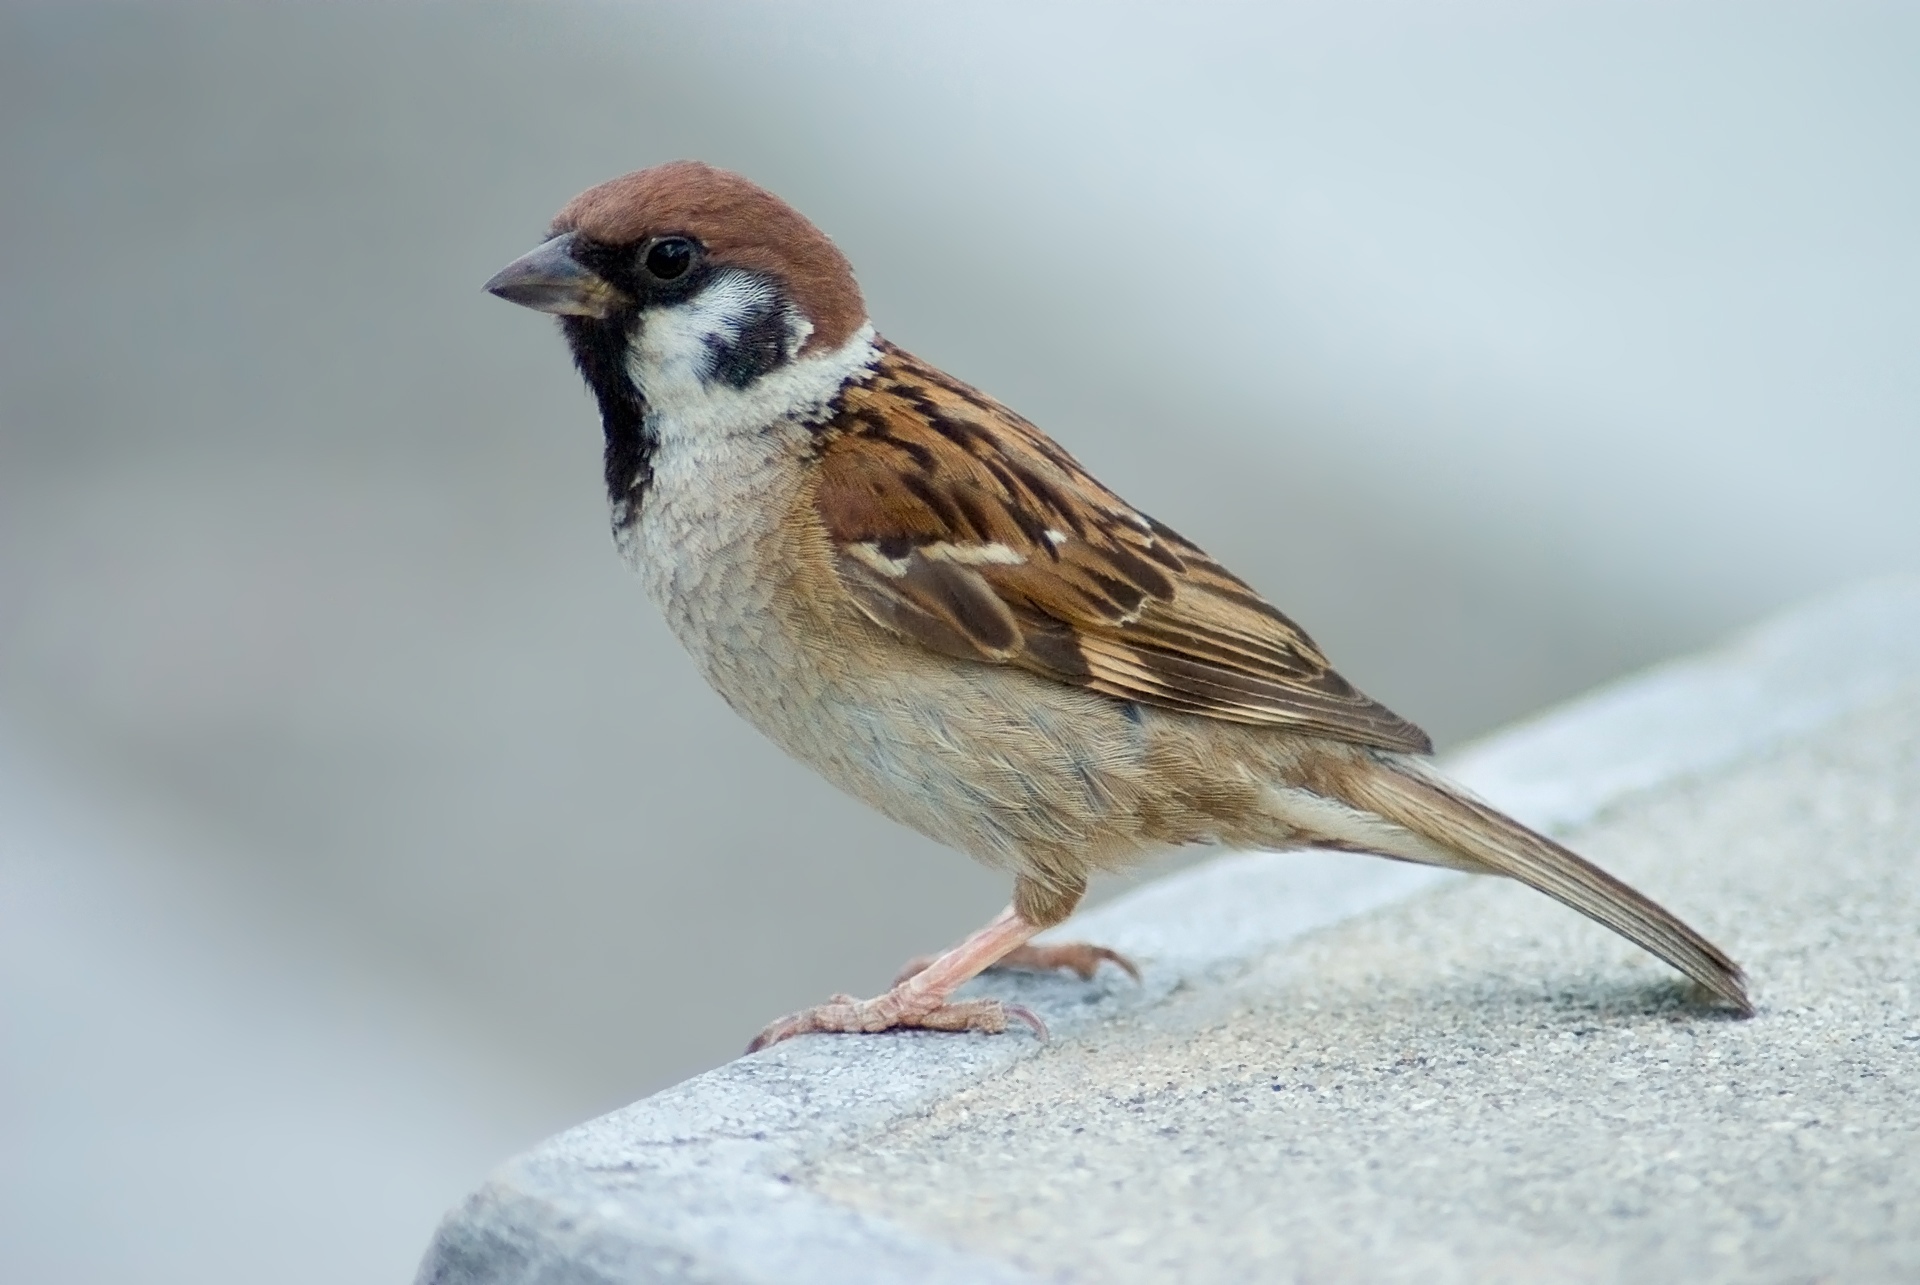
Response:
[709,304,792,389]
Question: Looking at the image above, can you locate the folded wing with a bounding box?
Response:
[812,343,1432,755]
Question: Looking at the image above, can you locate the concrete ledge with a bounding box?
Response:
[416,581,1920,1284]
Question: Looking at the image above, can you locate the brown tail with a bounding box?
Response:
[1336,754,1752,1015]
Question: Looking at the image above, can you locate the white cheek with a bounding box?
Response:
[629,272,779,396]
[629,308,880,449]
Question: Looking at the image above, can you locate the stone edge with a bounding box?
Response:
[415,579,1920,1285]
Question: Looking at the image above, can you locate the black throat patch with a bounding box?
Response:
[560,313,654,527]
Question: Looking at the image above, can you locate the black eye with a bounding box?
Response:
[641,236,697,282]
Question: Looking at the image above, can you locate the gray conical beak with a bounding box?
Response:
[483,233,630,318]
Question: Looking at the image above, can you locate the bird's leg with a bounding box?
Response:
[891,871,1139,987]
[893,941,1140,986]
[748,905,1050,1052]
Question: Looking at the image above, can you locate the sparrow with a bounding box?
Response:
[484,160,1752,1051]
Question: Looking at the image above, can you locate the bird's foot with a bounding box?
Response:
[893,941,1140,987]
[747,990,1046,1053]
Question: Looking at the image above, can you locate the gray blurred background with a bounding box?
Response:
[1,2,1914,1281]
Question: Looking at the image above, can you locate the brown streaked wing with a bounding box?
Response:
[812,342,1433,755]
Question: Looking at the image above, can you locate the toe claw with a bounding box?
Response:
[1097,947,1143,984]
[1003,1002,1049,1041]
[989,942,1142,983]
[745,996,857,1052]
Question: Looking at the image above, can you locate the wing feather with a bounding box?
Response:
[813,342,1433,755]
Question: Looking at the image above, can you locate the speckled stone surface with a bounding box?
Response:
[416,582,1920,1284]
[804,693,1920,1283]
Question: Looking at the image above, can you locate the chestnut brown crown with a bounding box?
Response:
[552,160,867,354]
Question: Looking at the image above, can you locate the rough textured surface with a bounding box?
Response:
[416,582,1920,1283]
[807,692,1920,1283]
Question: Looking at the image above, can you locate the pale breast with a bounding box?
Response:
[623,421,804,703]
[621,419,1191,873]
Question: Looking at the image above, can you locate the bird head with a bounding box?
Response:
[485,161,866,406]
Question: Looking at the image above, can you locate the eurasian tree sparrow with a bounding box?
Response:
[484,161,1751,1051]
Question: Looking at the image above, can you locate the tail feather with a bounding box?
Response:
[1337,755,1752,1015]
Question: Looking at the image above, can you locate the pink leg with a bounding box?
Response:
[894,941,1140,986]
[748,906,1050,1052]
